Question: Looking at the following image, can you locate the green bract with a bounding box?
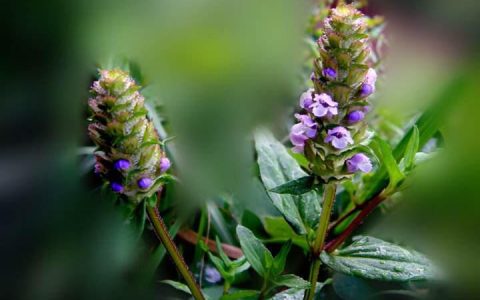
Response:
[88,69,169,203]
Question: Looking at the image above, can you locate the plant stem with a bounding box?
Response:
[304,183,337,300]
[146,205,205,300]
[324,192,385,252]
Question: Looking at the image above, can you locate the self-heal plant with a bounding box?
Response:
[87,69,204,300]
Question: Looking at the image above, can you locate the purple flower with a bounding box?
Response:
[204,265,222,284]
[324,126,354,149]
[359,68,377,97]
[310,72,317,82]
[160,157,171,173]
[347,110,365,123]
[137,177,153,190]
[299,89,314,109]
[111,182,124,193]
[311,93,338,118]
[290,114,317,153]
[114,159,130,171]
[323,67,337,79]
[346,153,372,173]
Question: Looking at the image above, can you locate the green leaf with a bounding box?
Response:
[236,225,273,277]
[254,129,321,234]
[273,274,311,289]
[216,235,232,265]
[220,290,260,300]
[369,137,404,193]
[272,240,292,276]
[271,281,328,300]
[161,280,191,295]
[270,176,316,195]
[320,236,437,281]
[208,253,230,280]
[263,217,309,250]
[401,125,419,172]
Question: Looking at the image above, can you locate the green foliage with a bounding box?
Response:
[263,217,309,251]
[270,176,317,196]
[236,225,310,296]
[207,236,251,288]
[320,236,437,281]
[254,129,321,235]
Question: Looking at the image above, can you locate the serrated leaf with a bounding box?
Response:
[370,137,404,193]
[270,176,316,195]
[272,240,292,276]
[273,274,311,289]
[236,225,273,277]
[220,290,260,300]
[263,217,309,250]
[254,129,321,234]
[320,236,437,281]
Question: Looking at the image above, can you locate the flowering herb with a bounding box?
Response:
[88,69,171,203]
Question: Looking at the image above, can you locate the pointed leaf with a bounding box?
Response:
[220,290,260,300]
[272,240,292,276]
[271,281,328,300]
[161,280,191,295]
[254,129,321,234]
[320,236,438,281]
[263,217,309,250]
[370,137,404,192]
[273,274,311,289]
[402,125,420,172]
[216,235,232,265]
[270,176,316,195]
[236,225,273,277]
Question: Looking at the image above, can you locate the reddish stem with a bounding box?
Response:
[178,229,244,259]
[324,193,386,252]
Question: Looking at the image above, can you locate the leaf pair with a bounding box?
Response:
[236,225,310,290]
[208,236,250,286]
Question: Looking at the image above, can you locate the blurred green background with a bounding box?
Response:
[1,0,480,299]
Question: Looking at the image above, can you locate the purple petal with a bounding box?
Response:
[114,159,131,171]
[160,157,171,173]
[299,89,314,109]
[347,111,365,123]
[111,182,124,193]
[137,177,153,189]
[332,138,348,149]
[292,145,304,153]
[312,104,328,117]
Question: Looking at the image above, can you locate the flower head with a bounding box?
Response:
[311,93,338,118]
[347,110,365,123]
[111,182,124,193]
[323,67,337,79]
[137,177,153,190]
[324,126,354,150]
[359,68,377,97]
[290,114,318,153]
[299,89,314,109]
[114,159,131,171]
[160,157,171,173]
[346,153,372,173]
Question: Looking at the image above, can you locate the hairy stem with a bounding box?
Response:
[304,183,337,300]
[146,205,205,300]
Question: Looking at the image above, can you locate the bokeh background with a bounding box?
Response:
[1,0,480,299]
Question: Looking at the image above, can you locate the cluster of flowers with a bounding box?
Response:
[290,4,375,181]
[88,69,170,202]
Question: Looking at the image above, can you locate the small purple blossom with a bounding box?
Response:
[310,72,317,82]
[137,177,153,190]
[323,67,337,79]
[324,126,354,149]
[346,153,372,173]
[359,68,377,97]
[299,89,314,109]
[290,114,317,153]
[114,159,131,171]
[204,265,222,284]
[160,157,171,173]
[347,110,365,123]
[111,182,124,193]
[311,93,338,118]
